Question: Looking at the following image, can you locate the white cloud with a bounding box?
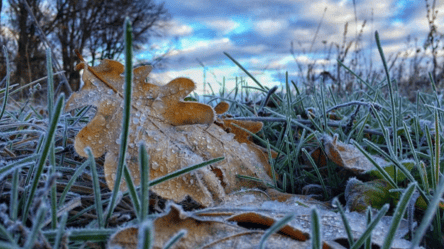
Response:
[181,38,232,54]
[157,37,234,70]
[254,19,288,36]
[163,20,193,37]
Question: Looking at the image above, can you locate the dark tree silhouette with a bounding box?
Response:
[6,0,49,95]
[4,0,170,93]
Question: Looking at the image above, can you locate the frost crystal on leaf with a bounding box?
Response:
[66,58,275,207]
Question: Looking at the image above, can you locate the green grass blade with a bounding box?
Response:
[24,204,48,249]
[53,212,68,249]
[375,31,398,158]
[138,220,154,249]
[22,93,64,223]
[311,208,322,249]
[0,46,10,120]
[50,153,57,229]
[0,161,34,182]
[402,121,426,189]
[46,48,54,118]
[334,198,354,246]
[58,160,89,206]
[266,139,277,188]
[259,213,295,249]
[363,139,417,184]
[86,148,105,228]
[47,49,57,228]
[10,169,19,221]
[369,105,393,157]
[433,110,440,189]
[106,17,134,224]
[139,143,150,221]
[47,48,58,230]
[0,223,15,245]
[163,230,187,249]
[149,157,225,187]
[365,207,372,249]
[123,164,141,221]
[223,52,265,90]
[43,228,115,242]
[319,78,327,130]
[410,178,444,248]
[352,140,398,188]
[424,126,436,189]
[381,182,416,249]
[302,148,328,199]
[350,204,389,249]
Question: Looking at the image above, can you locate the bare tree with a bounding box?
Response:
[4,0,170,93]
[51,0,170,91]
[424,0,443,86]
[6,0,51,95]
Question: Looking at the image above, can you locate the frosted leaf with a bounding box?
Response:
[66,59,274,207]
[322,133,389,173]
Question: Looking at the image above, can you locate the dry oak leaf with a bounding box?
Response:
[200,191,416,249]
[322,134,416,181]
[65,58,274,207]
[213,101,278,177]
[108,203,317,249]
[109,192,417,249]
[322,133,388,173]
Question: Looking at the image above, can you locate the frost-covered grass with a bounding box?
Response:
[1,21,444,249]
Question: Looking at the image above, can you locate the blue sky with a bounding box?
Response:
[142,0,444,94]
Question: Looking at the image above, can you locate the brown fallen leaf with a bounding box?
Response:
[109,192,416,249]
[214,101,278,178]
[66,58,274,207]
[322,133,388,173]
[108,203,322,249]
[200,191,416,249]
